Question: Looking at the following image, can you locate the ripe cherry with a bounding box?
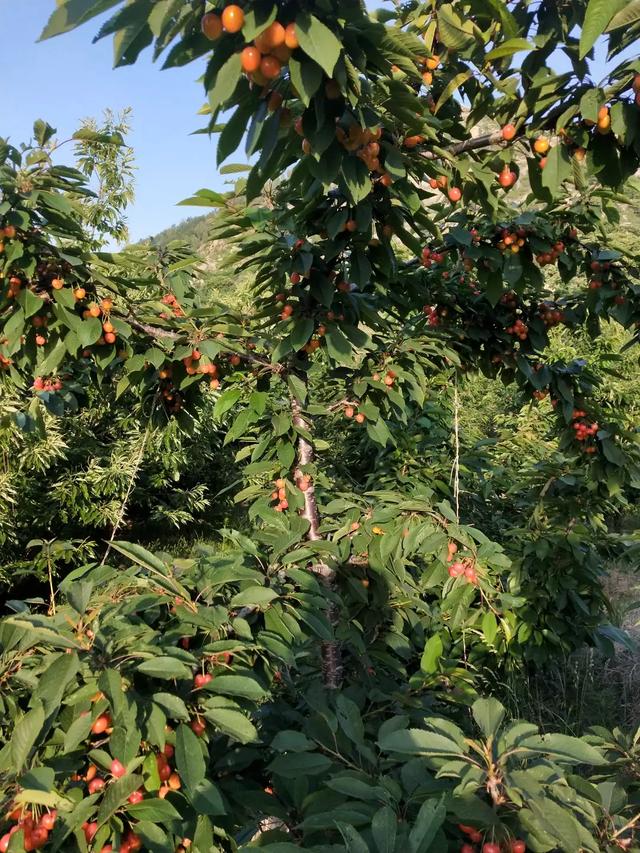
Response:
[221,5,244,32]
[0,835,10,853]
[533,136,549,154]
[88,777,105,794]
[261,55,282,80]
[284,22,298,49]
[201,12,222,40]
[92,714,111,735]
[128,790,144,804]
[511,842,526,853]
[194,672,213,689]
[498,166,516,188]
[483,844,501,853]
[448,187,462,202]
[30,828,49,849]
[39,811,56,831]
[191,719,206,737]
[241,46,261,73]
[110,758,127,779]
[461,845,475,853]
[501,123,516,141]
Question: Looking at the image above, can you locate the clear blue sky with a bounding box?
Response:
[0,0,224,243]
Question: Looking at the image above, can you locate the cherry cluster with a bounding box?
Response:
[0,808,57,852]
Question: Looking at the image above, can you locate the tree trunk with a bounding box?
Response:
[291,395,342,690]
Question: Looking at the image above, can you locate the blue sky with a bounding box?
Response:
[0,1,222,243]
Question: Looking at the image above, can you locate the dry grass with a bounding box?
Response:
[497,565,640,734]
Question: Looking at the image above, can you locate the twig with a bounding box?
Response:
[100,425,150,566]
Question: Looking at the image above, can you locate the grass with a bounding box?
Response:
[496,563,640,734]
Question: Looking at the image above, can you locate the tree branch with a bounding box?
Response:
[291,391,342,690]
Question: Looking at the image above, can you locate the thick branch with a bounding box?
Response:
[291,392,342,690]
[125,313,278,370]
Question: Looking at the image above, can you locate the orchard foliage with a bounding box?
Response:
[1,543,640,853]
[1,0,640,850]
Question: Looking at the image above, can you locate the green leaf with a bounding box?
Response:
[97,775,143,826]
[379,728,464,758]
[372,805,397,853]
[434,70,472,114]
[520,733,606,765]
[152,692,190,722]
[337,823,369,853]
[271,730,315,752]
[288,57,323,106]
[242,4,276,41]
[208,52,242,114]
[202,708,258,743]
[137,657,192,680]
[130,821,171,852]
[296,12,342,78]
[437,4,476,50]
[176,723,205,795]
[324,327,354,365]
[9,703,45,773]
[339,156,372,205]
[229,586,278,608]
[579,0,627,57]
[541,144,572,196]
[472,698,505,739]
[178,188,228,208]
[579,88,603,124]
[482,611,498,645]
[209,675,267,701]
[420,634,443,674]
[606,0,640,30]
[127,798,181,823]
[39,0,121,40]
[485,38,533,61]
[289,316,315,352]
[268,752,332,777]
[408,798,446,853]
[214,387,243,418]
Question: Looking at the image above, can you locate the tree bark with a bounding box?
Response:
[291,395,342,690]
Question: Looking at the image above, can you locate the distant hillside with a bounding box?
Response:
[140,213,214,249]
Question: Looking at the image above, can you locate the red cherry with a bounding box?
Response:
[461,846,475,853]
[83,822,98,842]
[91,714,111,734]
[88,777,105,794]
[30,828,49,849]
[511,843,527,853]
[128,790,144,804]
[39,811,57,831]
[194,673,212,689]
[110,759,127,778]
[0,835,10,853]
[191,719,206,737]
[483,845,501,853]
[448,187,462,202]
